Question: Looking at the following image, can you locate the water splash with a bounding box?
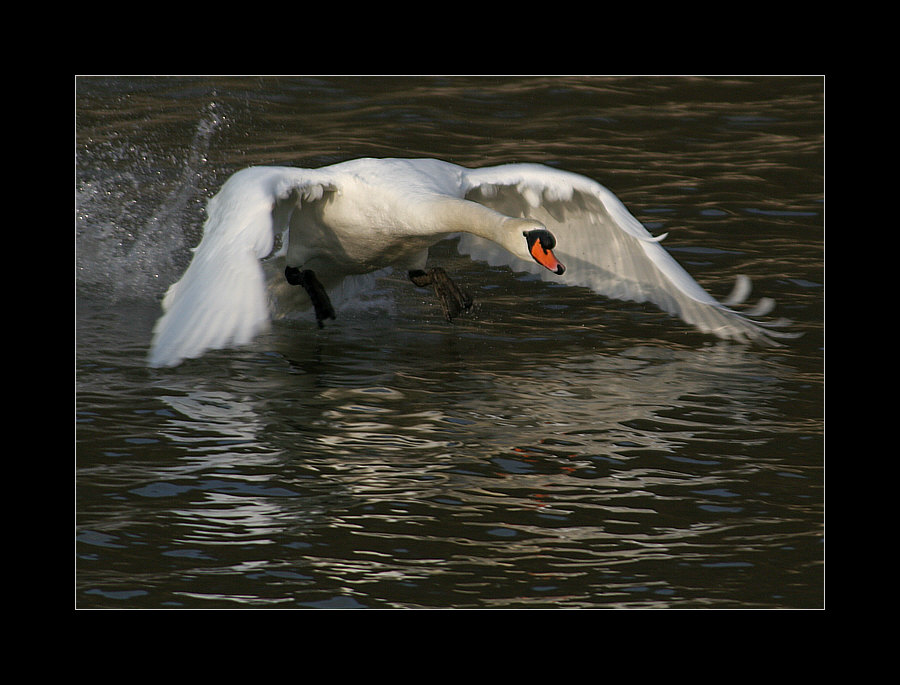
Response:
[76,99,224,303]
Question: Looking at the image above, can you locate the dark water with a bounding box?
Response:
[75,76,824,609]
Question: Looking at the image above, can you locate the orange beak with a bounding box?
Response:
[529,237,566,275]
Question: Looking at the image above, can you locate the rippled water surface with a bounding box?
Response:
[76,76,824,609]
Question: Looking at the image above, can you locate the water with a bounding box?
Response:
[75,76,824,609]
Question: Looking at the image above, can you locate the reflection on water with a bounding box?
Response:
[76,76,823,608]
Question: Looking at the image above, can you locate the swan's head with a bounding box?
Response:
[523,227,566,275]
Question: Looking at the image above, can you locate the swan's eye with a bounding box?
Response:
[523,229,556,252]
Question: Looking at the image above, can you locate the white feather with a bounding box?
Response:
[148,158,796,367]
[458,163,796,345]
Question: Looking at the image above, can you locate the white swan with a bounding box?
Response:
[147,157,795,367]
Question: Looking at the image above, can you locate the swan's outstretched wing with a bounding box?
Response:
[458,163,796,344]
[147,166,334,367]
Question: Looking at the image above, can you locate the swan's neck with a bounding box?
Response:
[432,197,536,254]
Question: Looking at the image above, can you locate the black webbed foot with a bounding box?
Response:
[285,266,336,329]
[409,268,473,322]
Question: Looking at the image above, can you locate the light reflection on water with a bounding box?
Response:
[76,76,823,608]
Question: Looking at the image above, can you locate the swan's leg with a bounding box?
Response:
[408,268,473,322]
[285,266,336,328]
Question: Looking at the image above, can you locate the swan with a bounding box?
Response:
[147,157,795,367]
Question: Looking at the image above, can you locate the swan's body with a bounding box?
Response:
[148,158,794,367]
